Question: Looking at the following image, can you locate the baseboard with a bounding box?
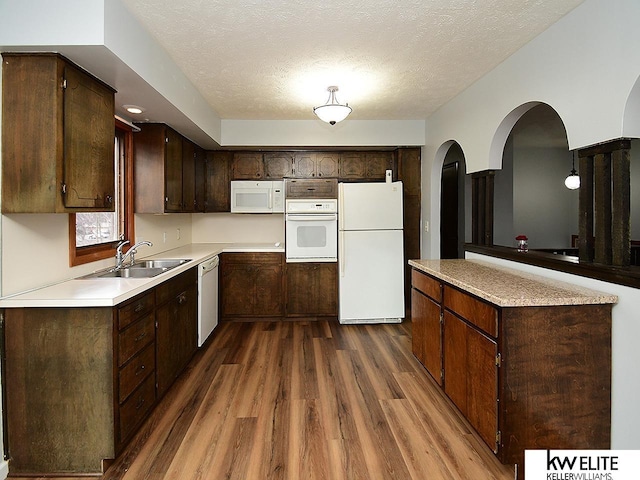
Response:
[0,459,8,480]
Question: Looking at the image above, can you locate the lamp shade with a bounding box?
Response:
[313,86,352,125]
[564,173,580,189]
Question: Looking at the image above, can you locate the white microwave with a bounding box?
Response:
[230,180,284,213]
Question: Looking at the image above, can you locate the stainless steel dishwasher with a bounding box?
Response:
[198,255,219,347]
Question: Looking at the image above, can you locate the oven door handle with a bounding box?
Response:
[285,214,337,221]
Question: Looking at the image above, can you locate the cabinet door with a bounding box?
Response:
[364,152,393,180]
[286,263,337,316]
[444,311,498,452]
[293,152,317,178]
[316,152,340,178]
[205,151,231,212]
[164,128,183,212]
[220,263,256,316]
[63,64,115,209]
[194,146,206,212]
[264,152,294,178]
[411,289,442,385]
[232,152,264,179]
[255,264,284,316]
[156,283,198,397]
[339,152,366,180]
[182,139,196,212]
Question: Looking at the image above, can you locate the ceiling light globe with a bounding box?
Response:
[564,173,580,190]
[313,104,352,125]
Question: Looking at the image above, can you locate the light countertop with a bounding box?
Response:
[409,259,618,307]
[0,242,284,308]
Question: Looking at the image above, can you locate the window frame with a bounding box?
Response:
[69,118,135,266]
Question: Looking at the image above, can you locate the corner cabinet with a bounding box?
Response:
[220,253,284,318]
[2,268,198,475]
[1,53,116,213]
[410,261,614,477]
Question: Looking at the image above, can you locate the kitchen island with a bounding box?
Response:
[409,259,617,478]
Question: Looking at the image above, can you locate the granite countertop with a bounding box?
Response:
[0,242,285,308]
[409,259,618,307]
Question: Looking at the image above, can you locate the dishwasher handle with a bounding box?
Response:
[199,256,219,274]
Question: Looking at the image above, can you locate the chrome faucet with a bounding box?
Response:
[115,239,153,269]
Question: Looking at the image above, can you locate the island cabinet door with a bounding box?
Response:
[443,310,499,453]
[411,288,443,385]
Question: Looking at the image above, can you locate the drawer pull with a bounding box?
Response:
[136,364,146,376]
[134,303,145,313]
[178,293,188,305]
[134,332,147,342]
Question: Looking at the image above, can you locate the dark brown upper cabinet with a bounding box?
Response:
[339,151,393,181]
[1,53,115,213]
[264,152,294,178]
[203,151,231,212]
[134,123,203,213]
[231,152,264,179]
[292,152,339,178]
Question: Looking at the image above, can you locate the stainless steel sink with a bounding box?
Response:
[97,267,168,278]
[130,258,191,269]
[81,258,192,279]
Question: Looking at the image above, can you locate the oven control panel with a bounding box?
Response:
[285,199,337,214]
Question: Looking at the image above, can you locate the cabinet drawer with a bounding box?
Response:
[119,343,155,403]
[222,252,283,265]
[443,285,498,337]
[156,268,197,306]
[285,178,338,198]
[412,269,442,302]
[118,313,155,366]
[117,291,155,330]
[118,373,156,444]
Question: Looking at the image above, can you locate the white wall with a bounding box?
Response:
[422,0,640,449]
[192,213,285,244]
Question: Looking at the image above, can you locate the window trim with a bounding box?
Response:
[69,118,135,266]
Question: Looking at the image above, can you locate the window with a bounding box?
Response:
[69,119,135,266]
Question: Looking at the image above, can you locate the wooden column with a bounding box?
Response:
[612,148,631,266]
[578,139,631,267]
[471,171,495,246]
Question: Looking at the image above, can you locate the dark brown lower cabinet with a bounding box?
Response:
[410,267,612,478]
[156,269,198,397]
[2,268,198,475]
[443,310,498,451]
[285,262,338,317]
[220,253,284,318]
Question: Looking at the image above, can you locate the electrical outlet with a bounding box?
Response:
[163,232,167,243]
[425,221,429,232]
[176,228,181,240]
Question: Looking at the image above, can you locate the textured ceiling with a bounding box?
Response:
[120,0,584,121]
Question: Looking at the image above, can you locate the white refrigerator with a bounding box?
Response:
[338,181,405,324]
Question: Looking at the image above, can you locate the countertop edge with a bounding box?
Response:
[409,259,618,307]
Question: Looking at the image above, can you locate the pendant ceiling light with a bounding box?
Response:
[313,86,352,125]
[564,153,580,190]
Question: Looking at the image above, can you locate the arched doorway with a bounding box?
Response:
[440,143,466,259]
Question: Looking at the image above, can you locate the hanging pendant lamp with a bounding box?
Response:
[313,86,352,125]
[564,153,580,190]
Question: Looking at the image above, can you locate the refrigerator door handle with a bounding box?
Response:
[340,232,345,277]
[338,183,345,231]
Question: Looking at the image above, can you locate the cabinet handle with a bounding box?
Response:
[134,332,147,342]
[136,364,146,376]
[178,293,188,305]
[134,303,145,313]
[105,195,113,205]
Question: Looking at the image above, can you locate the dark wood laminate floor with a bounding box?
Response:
[10,319,514,480]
